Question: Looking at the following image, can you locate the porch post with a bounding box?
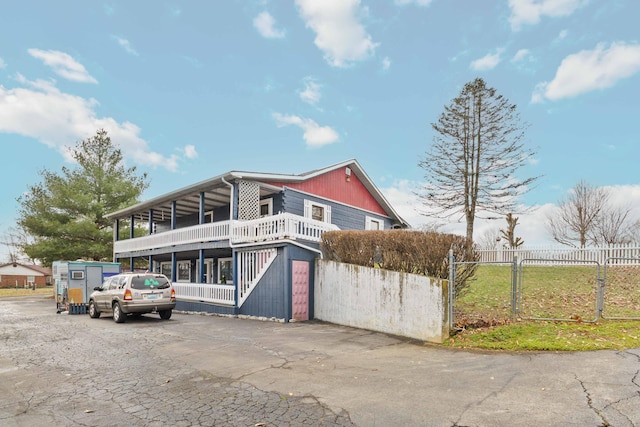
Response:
[233,250,238,310]
[199,192,205,224]
[149,255,154,273]
[198,249,205,283]
[171,252,177,283]
[171,201,177,230]
[113,219,120,263]
[148,209,154,234]
[130,215,135,272]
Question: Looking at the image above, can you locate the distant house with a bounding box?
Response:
[0,263,52,288]
[105,159,408,321]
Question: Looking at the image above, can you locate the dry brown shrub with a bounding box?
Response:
[320,230,478,296]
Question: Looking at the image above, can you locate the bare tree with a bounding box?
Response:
[627,219,640,244]
[547,181,609,248]
[418,78,539,253]
[0,227,33,263]
[478,228,502,249]
[590,203,634,246]
[499,213,524,248]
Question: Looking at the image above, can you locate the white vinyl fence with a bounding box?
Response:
[477,244,640,265]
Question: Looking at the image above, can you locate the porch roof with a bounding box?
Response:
[106,159,409,227]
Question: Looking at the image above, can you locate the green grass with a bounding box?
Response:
[449,263,640,351]
[444,320,640,351]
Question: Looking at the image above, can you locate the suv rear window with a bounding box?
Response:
[130,276,171,290]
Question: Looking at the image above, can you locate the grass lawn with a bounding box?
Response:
[449,263,640,351]
[0,287,55,298]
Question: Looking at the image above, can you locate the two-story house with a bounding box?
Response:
[106,159,408,321]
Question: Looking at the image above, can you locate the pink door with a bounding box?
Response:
[291,260,310,321]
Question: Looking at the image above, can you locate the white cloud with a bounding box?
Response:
[383,179,640,246]
[508,0,586,31]
[183,144,198,159]
[532,42,640,103]
[470,49,503,71]
[272,112,339,147]
[28,49,97,83]
[512,48,531,62]
[0,58,6,69]
[112,36,139,56]
[395,0,433,6]
[299,77,322,105]
[381,56,391,71]
[0,76,180,171]
[253,11,285,39]
[295,0,378,67]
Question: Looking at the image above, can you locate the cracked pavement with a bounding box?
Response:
[1,296,639,426]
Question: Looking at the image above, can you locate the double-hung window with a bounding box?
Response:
[304,200,331,223]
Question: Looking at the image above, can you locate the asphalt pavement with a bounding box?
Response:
[1,295,639,426]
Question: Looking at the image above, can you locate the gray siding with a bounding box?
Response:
[282,188,393,230]
[239,247,287,319]
[175,301,236,315]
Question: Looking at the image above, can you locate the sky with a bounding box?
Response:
[1,0,640,260]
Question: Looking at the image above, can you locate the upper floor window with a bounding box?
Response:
[304,200,331,223]
[260,198,273,217]
[204,210,215,223]
[365,216,384,230]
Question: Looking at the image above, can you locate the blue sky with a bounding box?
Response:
[1,0,640,259]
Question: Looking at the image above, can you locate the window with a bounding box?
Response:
[365,216,384,230]
[160,262,172,279]
[260,198,273,217]
[304,200,331,223]
[177,261,191,282]
[204,210,214,223]
[70,271,84,280]
[218,257,233,284]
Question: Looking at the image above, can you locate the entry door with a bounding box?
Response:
[86,266,103,303]
[291,260,310,321]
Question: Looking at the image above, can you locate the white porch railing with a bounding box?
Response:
[114,221,231,253]
[173,282,235,305]
[237,248,278,307]
[171,247,278,308]
[230,212,339,244]
[114,213,339,254]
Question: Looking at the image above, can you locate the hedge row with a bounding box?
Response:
[320,230,478,296]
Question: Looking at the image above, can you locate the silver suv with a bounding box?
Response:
[88,273,176,323]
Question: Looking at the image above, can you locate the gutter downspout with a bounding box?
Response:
[221,176,234,223]
[221,176,239,314]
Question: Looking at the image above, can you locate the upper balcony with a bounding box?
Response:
[113,212,340,254]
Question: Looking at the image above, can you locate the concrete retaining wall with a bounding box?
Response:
[314,260,449,343]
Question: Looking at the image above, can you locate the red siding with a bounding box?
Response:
[264,168,387,216]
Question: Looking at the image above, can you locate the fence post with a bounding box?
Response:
[511,255,518,319]
[448,249,455,330]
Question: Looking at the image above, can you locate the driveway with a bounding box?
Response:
[1,295,639,426]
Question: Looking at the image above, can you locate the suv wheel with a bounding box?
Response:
[88,300,100,318]
[113,302,126,323]
[159,309,172,320]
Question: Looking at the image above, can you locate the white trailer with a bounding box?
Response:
[53,261,121,310]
